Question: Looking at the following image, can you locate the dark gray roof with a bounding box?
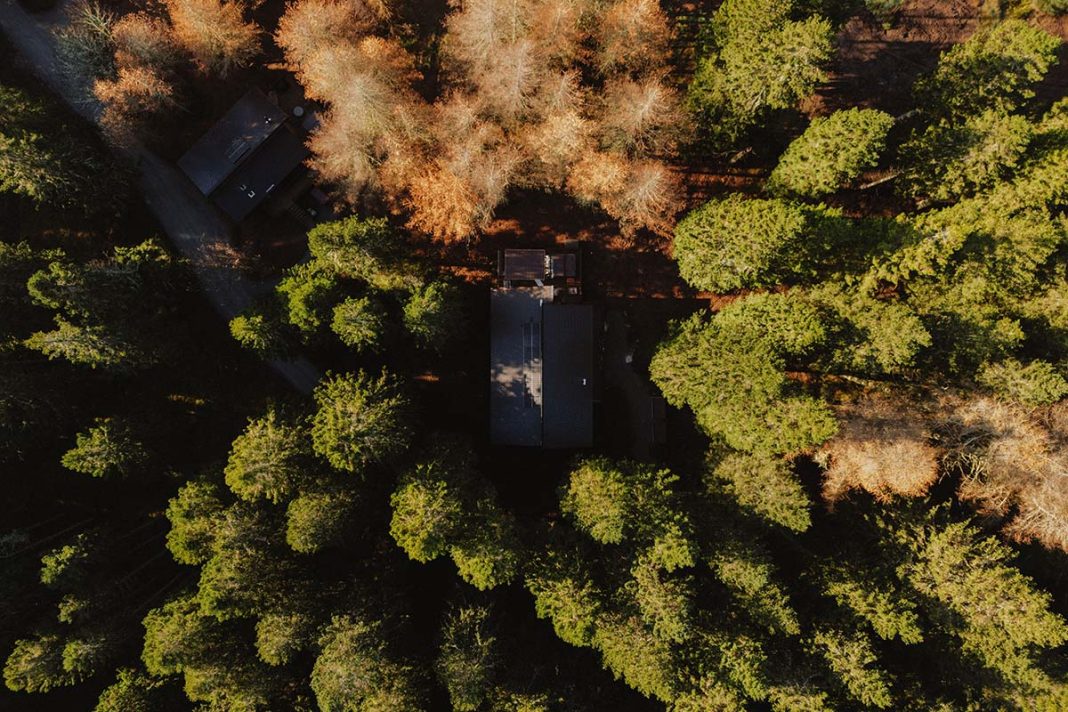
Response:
[550,253,577,278]
[212,128,309,222]
[489,286,547,447]
[177,89,288,196]
[500,249,546,280]
[542,304,594,448]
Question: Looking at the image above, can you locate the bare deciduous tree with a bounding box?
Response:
[471,38,544,122]
[819,396,940,503]
[280,0,685,241]
[274,0,376,72]
[529,0,589,66]
[597,76,688,156]
[94,65,177,143]
[520,109,591,186]
[444,0,533,73]
[164,0,259,76]
[406,96,520,241]
[568,152,678,235]
[946,398,1068,552]
[595,0,671,73]
[112,13,181,71]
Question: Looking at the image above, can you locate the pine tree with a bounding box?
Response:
[61,418,147,479]
[0,83,125,212]
[311,616,427,711]
[901,110,1034,203]
[224,409,311,504]
[310,371,411,472]
[688,0,834,145]
[403,281,465,352]
[284,488,359,554]
[768,108,894,198]
[978,358,1068,406]
[307,216,421,290]
[331,296,387,351]
[810,627,895,709]
[708,451,812,532]
[165,480,226,565]
[673,195,810,293]
[435,603,499,711]
[915,20,1061,119]
[276,261,340,336]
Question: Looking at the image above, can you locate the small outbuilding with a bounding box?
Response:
[178,89,309,223]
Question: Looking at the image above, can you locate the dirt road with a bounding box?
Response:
[0,0,320,394]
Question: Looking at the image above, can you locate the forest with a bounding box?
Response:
[2,0,1068,710]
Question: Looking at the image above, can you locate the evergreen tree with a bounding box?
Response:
[649,312,836,454]
[673,195,810,293]
[307,216,421,290]
[810,627,895,709]
[435,602,499,712]
[978,358,1068,406]
[525,541,604,648]
[331,295,387,351]
[0,83,125,212]
[3,634,78,693]
[40,533,95,590]
[593,613,678,703]
[229,308,292,357]
[277,261,340,336]
[254,609,319,666]
[224,409,310,504]
[391,442,522,589]
[165,480,226,565]
[768,108,894,198]
[284,488,359,554]
[94,667,184,712]
[708,451,812,532]
[688,0,834,145]
[24,316,144,371]
[901,111,1034,203]
[61,417,147,479]
[403,281,465,352]
[888,508,1068,691]
[915,20,1061,119]
[310,371,411,472]
[311,616,427,712]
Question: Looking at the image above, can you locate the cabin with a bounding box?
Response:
[490,248,596,448]
[178,89,309,223]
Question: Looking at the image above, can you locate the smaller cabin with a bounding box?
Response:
[178,89,309,223]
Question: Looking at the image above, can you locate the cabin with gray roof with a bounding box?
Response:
[178,89,309,223]
[490,247,596,448]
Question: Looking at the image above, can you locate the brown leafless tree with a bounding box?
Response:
[112,13,181,71]
[94,65,177,143]
[274,0,376,72]
[594,0,671,74]
[597,75,689,156]
[164,0,259,76]
[819,396,940,504]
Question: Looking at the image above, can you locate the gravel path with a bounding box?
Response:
[0,0,321,394]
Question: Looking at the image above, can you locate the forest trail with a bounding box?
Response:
[0,0,321,394]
